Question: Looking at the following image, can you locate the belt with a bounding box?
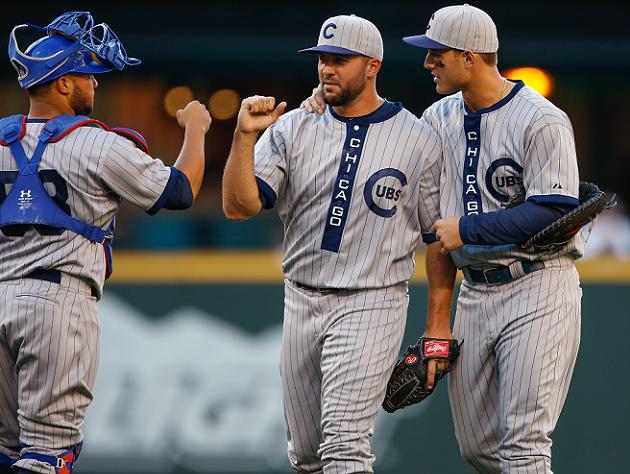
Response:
[25,269,98,298]
[291,280,343,294]
[462,260,545,285]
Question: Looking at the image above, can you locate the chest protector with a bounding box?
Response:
[0,114,149,278]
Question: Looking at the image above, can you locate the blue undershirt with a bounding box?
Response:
[147,167,193,214]
[459,200,577,245]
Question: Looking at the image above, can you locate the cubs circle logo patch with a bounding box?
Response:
[405,355,418,365]
[363,168,408,218]
[485,157,524,203]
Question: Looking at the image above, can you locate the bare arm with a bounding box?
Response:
[222,95,286,221]
[424,240,458,388]
[173,100,212,200]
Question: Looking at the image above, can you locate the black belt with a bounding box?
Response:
[463,260,545,285]
[25,269,98,298]
[291,280,343,293]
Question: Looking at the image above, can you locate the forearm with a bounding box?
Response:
[173,125,207,200]
[460,201,575,245]
[424,242,456,333]
[222,130,263,220]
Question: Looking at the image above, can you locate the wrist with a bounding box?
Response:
[184,123,208,135]
[234,128,259,143]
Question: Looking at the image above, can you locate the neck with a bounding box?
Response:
[461,68,512,112]
[28,97,74,119]
[332,87,384,118]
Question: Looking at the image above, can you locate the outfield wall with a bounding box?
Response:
[79,252,630,474]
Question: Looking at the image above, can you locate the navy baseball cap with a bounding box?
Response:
[299,14,383,60]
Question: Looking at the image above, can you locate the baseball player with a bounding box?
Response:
[302,5,583,473]
[404,5,582,473]
[0,11,211,474]
[222,14,452,474]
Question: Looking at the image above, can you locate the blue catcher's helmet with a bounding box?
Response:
[8,11,140,89]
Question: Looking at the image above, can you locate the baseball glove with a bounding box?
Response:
[505,181,616,251]
[382,337,462,413]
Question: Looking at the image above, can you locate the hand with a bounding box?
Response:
[300,85,326,114]
[176,100,212,133]
[432,216,464,255]
[422,328,455,390]
[236,95,287,134]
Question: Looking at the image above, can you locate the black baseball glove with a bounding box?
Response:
[382,337,462,413]
[505,181,616,252]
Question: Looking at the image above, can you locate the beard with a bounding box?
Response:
[323,77,367,107]
[70,87,93,116]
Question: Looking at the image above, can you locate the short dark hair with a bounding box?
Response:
[478,52,498,66]
[26,80,52,97]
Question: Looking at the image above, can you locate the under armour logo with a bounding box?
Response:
[20,189,31,198]
[552,183,563,189]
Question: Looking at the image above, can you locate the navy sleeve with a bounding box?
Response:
[146,167,193,215]
[422,233,437,244]
[460,200,577,245]
[256,177,277,209]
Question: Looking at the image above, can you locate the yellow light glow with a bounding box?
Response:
[163,86,194,117]
[208,89,240,120]
[503,67,554,97]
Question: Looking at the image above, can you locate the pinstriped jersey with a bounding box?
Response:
[0,121,172,291]
[254,101,442,289]
[421,80,584,269]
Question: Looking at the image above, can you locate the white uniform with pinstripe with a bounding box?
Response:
[422,82,582,473]
[255,102,441,473]
[0,120,172,473]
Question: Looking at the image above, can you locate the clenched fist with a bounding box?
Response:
[176,100,212,133]
[237,95,287,134]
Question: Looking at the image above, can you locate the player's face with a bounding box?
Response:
[423,49,468,94]
[68,74,98,116]
[318,54,370,106]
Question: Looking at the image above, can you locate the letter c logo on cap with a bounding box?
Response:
[323,22,337,39]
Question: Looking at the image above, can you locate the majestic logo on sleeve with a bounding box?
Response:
[485,158,524,203]
[363,168,407,218]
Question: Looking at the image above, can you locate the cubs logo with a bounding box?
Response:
[485,158,524,203]
[323,22,336,39]
[363,168,407,218]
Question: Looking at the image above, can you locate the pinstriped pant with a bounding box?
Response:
[281,280,408,474]
[449,266,581,474]
[0,277,99,474]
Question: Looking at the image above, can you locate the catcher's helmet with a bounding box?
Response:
[8,11,140,89]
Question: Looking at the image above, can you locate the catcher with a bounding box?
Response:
[383,181,614,413]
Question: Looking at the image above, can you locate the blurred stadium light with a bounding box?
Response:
[163,86,194,117]
[209,89,241,120]
[503,66,554,97]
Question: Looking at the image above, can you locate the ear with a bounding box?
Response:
[54,75,74,96]
[462,50,476,69]
[366,59,382,80]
